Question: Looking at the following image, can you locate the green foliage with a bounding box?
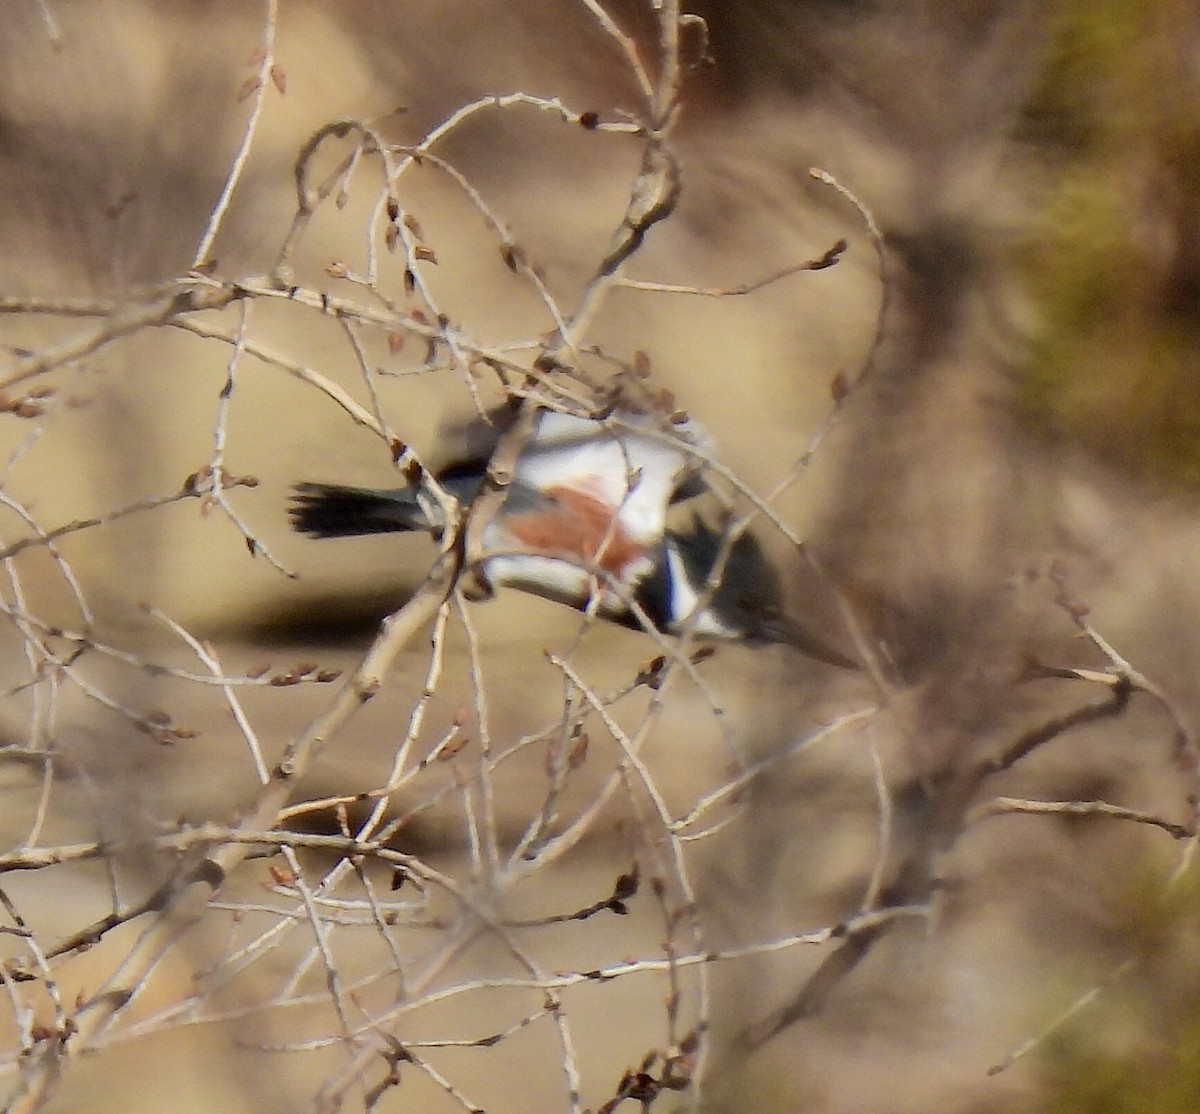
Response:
[1039,865,1200,1113]
[1041,1009,1200,1114]
[1014,0,1200,486]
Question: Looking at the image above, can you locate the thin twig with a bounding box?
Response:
[191,0,280,270]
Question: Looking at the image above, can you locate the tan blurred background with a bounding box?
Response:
[2,2,1200,1112]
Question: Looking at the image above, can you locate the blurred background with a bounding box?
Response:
[1,1,1199,1111]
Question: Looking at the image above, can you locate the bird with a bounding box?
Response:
[290,401,857,669]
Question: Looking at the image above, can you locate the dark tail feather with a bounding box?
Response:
[289,483,430,538]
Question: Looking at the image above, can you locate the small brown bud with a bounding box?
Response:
[437,737,467,761]
[269,865,297,886]
[500,242,525,273]
[567,732,589,769]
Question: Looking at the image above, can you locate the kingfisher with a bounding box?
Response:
[290,401,856,669]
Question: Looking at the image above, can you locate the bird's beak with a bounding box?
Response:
[753,616,859,671]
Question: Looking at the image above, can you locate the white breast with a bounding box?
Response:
[480,552,650,615]
[515,409,703,543]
